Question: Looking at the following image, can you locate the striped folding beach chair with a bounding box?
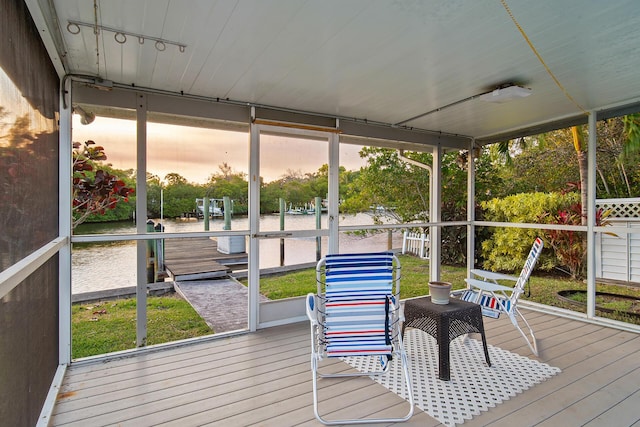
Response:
[463,237,544,356]
[306,252,414,425]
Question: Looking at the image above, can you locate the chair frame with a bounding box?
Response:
[463,237,544,356]
[306,252,414,425]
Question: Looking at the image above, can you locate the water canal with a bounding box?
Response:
[72,213,403,294]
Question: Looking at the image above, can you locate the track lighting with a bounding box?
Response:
[67,20,186,53]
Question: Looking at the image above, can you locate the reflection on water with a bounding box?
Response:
[72,241,137,294]
[72,214,403,294]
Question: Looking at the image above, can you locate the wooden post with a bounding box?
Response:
[146,220,155,283]
[223,196,231,230]
[203,197,210,231]
[279,198,285,266]
[153,222,165,281]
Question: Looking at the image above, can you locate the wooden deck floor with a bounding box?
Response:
[51,308,640,426]
[164,237,247,281]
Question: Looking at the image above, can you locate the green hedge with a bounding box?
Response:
[479,192,580,272]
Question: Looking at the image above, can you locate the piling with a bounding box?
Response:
[146,220,155,283]
[203,197,210,231]
[223,196,231,230]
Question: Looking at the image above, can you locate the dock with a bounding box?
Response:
[163,237,253,332]
[163,237,247,281]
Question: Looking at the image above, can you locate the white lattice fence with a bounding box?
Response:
[596,197,640,218]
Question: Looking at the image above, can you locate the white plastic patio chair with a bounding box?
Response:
[462,237,544,356]
[306,252,414,425]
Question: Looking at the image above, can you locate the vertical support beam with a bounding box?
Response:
[315,196,322,260]
[430,145,442,282]
[136,93,148,347]
[279,197,285,266]
[467,140,476,279]
[587,112,597,318]
[248,117,260,331]
[328,132,340,254]
[59,78,72,364]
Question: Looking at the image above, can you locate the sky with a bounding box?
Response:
[72,116,367,183]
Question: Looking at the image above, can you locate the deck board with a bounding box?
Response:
[582,389,640,427]
[538,368,640,426]
[163,237,247,280]
[463,314,640,427]
[51,309,640,426]
[506,346,639,422]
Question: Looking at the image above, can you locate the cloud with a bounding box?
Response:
[72,116,365,183]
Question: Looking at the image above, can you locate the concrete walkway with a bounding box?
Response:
[174,278,268,333]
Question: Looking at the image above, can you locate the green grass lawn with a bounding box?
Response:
[73,254,640,358]
[257,254,516,299]
[257,254,640,323]
[72,294,211,359]
[256,254,468,299]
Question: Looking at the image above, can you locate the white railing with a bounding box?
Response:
[402,230,430,259]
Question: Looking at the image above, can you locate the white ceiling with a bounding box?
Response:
[31,0,640,144]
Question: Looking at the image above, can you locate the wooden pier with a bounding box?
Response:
[163,237,247,281]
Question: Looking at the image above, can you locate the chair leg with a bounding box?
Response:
[397,334,415,412]
[311,349,414,425]
[508,309,538,356]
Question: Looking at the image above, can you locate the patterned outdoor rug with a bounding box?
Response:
[343,329,561,426]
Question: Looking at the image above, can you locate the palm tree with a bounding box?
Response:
[622,113,640,156]
[571,112,640,222]
[570,125,588,225]
[494,114,640,226]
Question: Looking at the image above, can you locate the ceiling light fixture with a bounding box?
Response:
[394,82,533,126]
[73,105,95,125]
[66,20,187,53]
[478,84,532,103]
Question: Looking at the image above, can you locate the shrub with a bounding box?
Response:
[480,192,580,272]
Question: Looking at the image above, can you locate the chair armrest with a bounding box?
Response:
[470,268,518,283]
[465,278,514,293]
[306,293,318,325]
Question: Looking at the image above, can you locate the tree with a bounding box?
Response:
[1,109,58,269]
[72,140,134,228]
[602,115,640,197]
[341,147,430,223]
[158,176,202,218]
[216,162,234,179]
[570,126,588,225]
[490,133,578,196]
[202,164,249,214]
[622,113,640,155]
[164,172,188,186]
[495,115,640,207]
[340,147,476,264]
[569,117,640,220]
[259,166,327,213]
